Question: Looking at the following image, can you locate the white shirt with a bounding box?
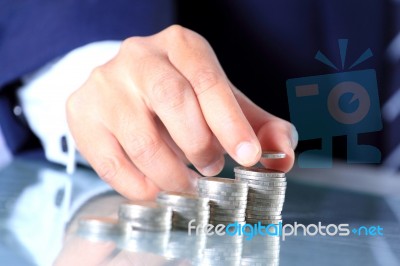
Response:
[0,126,12,169]
[0,40,121,172]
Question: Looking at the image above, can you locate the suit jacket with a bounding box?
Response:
[0,0,175,154]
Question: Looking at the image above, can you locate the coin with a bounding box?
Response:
[233,166,286,177]
[261,151,286,159]
[77,216,123,236]
[235,174,287,183]
[157,191,209,208]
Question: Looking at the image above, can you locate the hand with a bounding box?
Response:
[66,25,297,200]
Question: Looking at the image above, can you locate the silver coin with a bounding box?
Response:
[235,178,287,187]
[235,174,287,183]
[246,200,284,207]
[247,200,285,207]
[237,178,287,187]
[238,177,287,187]
[247,191,286,198]
[77,216,123,236]
[247,193,286,200]
[210,208,247,215]
[120,221,171,231]
[172,215,209,223]
[156,197,209,209]
[168,206,210,214]
[261,151,287,159]
[197,187,248,197]
[233,166,286,177]
[197,187,248,195]
[246,219,282,224]
[198,194,248,202]
[246,214,282,220]
[173,208,209,215]
[211,212,247,219]
[157,191,207,203]
[119,216,171,226]
[197,184,248,194]
[210,203,247,213]
[240,182,287,191]
[118,213,172,224]
[246,202,284,211]
[248,189,286,197]
[237,179,287,188]
[245,205,283,212]
[198,176,248,187]
[246,211,282,217]
[208,199,248,207]
[209,217,246,223]
[119,201,172,217]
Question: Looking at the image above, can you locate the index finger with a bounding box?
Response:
[159,26,262,167]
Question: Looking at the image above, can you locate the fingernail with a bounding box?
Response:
[236,141,260,166]
[201,157,224,176]
[290,124,299,150]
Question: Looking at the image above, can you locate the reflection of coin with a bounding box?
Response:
[327,81,370,124]
[78,216,122,235]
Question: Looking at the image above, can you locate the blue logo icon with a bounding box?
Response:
[286,39,382,168]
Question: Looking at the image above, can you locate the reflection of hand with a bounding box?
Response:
[53,235,116,266]
[66,25,296,200]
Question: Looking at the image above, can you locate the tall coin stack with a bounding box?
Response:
[197,177,248,226]
[156,191,210,229]
[118,200,172,231]
[234,151,287,225]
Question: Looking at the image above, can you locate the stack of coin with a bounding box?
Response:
[77,216,124,241]
[156,191,210,229]
[118,200,172,231]
[234,151,287,225]
[197,177,248,226]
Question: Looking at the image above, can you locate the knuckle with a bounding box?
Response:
[193,70,220,96]
[120,36,147,54]
[66,91,79,119]
[95,156,122,184]
[152,75,188,110]
[165,24,206,47]
[89,64,111,85]
[128,133,162,165]
[165,24,190,39]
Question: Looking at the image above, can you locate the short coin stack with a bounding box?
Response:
[118,200,172,231]
[197,177,248,226]
[156,191,210,229]
[234,151,287,225]
[76,216,123,241]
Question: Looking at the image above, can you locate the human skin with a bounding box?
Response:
[66,25,297,200]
